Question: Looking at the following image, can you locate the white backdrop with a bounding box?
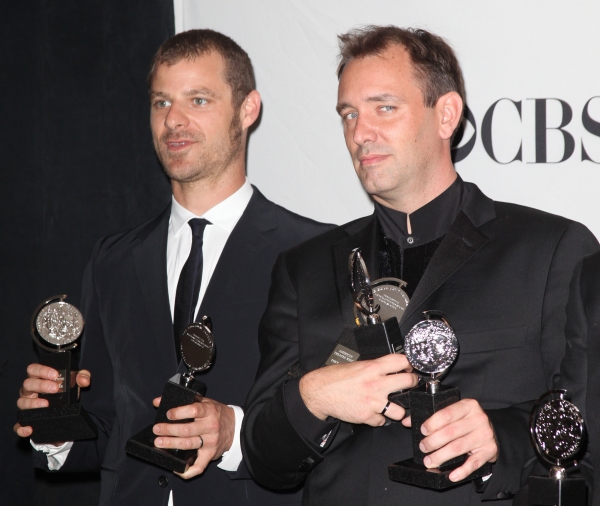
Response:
[174,0,600,237]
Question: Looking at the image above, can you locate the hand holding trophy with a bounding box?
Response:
[125,317,214,473]
[17,295,97,444]
[389,311,492,489]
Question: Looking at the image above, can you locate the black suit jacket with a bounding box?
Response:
[34,187,332,506]
[242,183,598,506]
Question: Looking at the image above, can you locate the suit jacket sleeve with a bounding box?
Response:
[481,221,598,501]
[57,238,117,472]
[242,252,326,489]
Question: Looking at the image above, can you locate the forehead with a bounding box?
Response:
[337,45,422,102]
[151,52,229,94]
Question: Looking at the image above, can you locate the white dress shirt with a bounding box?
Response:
[33,179,254,506]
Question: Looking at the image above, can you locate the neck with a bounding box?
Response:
[171,165,246,216]
[374,162,457,214]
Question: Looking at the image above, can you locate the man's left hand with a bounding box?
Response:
[402,398,498,482]
[152,396,235,479]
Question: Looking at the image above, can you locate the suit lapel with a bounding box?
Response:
[131,208,176,367]
[332,215,380,326]
[399,211,489,325]
[197,188,273,323]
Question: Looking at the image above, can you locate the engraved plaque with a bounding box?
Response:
[180,322,215,374]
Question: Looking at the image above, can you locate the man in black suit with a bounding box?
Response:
[15,29,330,505]
[241,26,599,505]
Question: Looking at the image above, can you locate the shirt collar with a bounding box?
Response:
[375,175,465,248]
[170,178,254,236]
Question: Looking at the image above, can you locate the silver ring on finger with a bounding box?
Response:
[380,401,391,416]
[199,435,204,449]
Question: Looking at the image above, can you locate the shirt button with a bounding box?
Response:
[158,475,169,488]
[407,237,414,244]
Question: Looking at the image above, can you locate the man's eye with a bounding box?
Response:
[154,100,170,108]
[344,111,358,120]
[193,98,207,105]
[380,105,394,112]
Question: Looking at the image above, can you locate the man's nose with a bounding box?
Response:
[353,114,377,145]
[165,102,189,130]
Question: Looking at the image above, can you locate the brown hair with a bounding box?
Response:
[337,26,465,110]
[148,29,256,110]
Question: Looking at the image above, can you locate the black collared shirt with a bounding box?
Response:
[375,176,464,249]
[375,176,465,297]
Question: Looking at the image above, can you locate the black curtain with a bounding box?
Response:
[0,1,174,504]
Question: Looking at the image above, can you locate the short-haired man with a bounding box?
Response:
[15,29,330,506]
[242,25,598,504]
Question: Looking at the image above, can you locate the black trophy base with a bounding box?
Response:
[125,373,207,473]
[18,403,98,444]
[528,475,587,506]
[125,424,196,474]
[389,458,493,490]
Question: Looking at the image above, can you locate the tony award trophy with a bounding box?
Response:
[527,390,587,505]
[389,311,492,489]
[323,248,407,367]
[125,317,214,473]
[17,295,97,444]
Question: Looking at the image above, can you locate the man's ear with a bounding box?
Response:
[240,90,261,130]
[437,91,463,141]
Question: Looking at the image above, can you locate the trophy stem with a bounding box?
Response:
[426,379,440,394]
[549,466,566,481]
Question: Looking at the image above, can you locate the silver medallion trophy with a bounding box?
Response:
[389,311,493,489]
[323,248,407,366]
[527,390,587,505]
[126,317,214,473]
[17,295,97,443]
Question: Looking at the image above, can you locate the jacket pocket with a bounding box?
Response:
[458,325,528,354]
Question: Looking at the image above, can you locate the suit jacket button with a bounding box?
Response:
[496,491,507,499]
[158,475,169,487]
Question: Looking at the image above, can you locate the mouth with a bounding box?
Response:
[358,154,389,167]
[164,139,195,152]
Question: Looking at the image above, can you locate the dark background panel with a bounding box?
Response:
[0,1,174,504]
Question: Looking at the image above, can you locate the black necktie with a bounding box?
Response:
[173,218,211,363]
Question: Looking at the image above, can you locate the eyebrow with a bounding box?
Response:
[150,88,219,99]
[336,93,405,115]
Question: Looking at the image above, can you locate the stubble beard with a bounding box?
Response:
[155,116,244,184]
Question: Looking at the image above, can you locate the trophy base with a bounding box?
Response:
[18,403,97,444]
[528,475,587,506]
[125,424,196,474]
[389,458,493,490]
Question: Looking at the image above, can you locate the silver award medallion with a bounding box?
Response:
[32,296,84,351]
[180,318,215,374]
[404,312,458,376]
[531,390,584,469]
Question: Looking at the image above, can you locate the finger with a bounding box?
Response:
[154,435,203,451]
[175,451,212,479]
[17,396,50,410]
[375,353,413,374]
[420,418,474,454]
[380,403,406,422]
[22,377,60,396]
[152,397,161,408]
[154,420,213,438]
[76,370,91,388]
[381,372,419,395]
[421,399,473,436]
[26,364,59,381]
[421,432,475,469]
[14,423,33,438]
[401,415,412,427]
[448,450,494,482]
[166,402,209,421]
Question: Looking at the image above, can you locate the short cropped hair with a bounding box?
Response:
[337,26,465,110]
[148,29,256,110]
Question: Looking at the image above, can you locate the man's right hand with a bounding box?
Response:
[14,364,91,438]
[299,353,418,426]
